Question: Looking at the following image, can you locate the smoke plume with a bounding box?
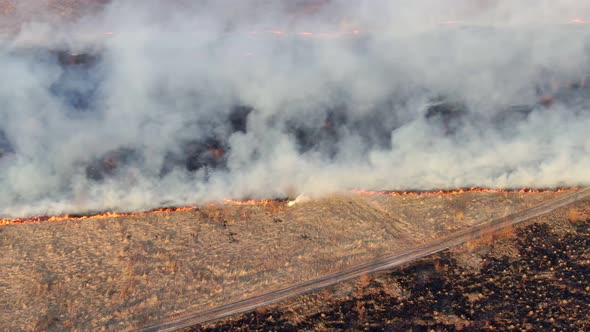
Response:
[2,0,590,217]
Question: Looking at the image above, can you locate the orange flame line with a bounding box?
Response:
[352,187,577,197]
[0,188,577,226]
[0,198,280,226]
[0,206,197,226]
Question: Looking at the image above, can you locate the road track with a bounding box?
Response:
[137,186,590,332]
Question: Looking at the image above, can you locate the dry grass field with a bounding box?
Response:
[0,189,580,331]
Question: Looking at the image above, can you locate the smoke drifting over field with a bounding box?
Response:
[2,0,590,217]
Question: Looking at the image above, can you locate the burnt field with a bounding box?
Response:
[1,189,588,330]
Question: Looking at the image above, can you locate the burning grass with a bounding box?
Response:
[0,187,577,226]
[0,199,279,226]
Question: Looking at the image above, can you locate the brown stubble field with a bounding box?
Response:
[0,189,580,331]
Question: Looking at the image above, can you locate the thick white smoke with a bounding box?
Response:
[2,0,590,217]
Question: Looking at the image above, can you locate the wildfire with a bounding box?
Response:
[0,187,577,226]
[0,206,197,226]
[352,187,576,197]
[0,199,277,226]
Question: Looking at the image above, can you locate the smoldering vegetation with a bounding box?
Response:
[2,0,590,217]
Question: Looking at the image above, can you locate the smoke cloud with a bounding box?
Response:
[2,0,590,217]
